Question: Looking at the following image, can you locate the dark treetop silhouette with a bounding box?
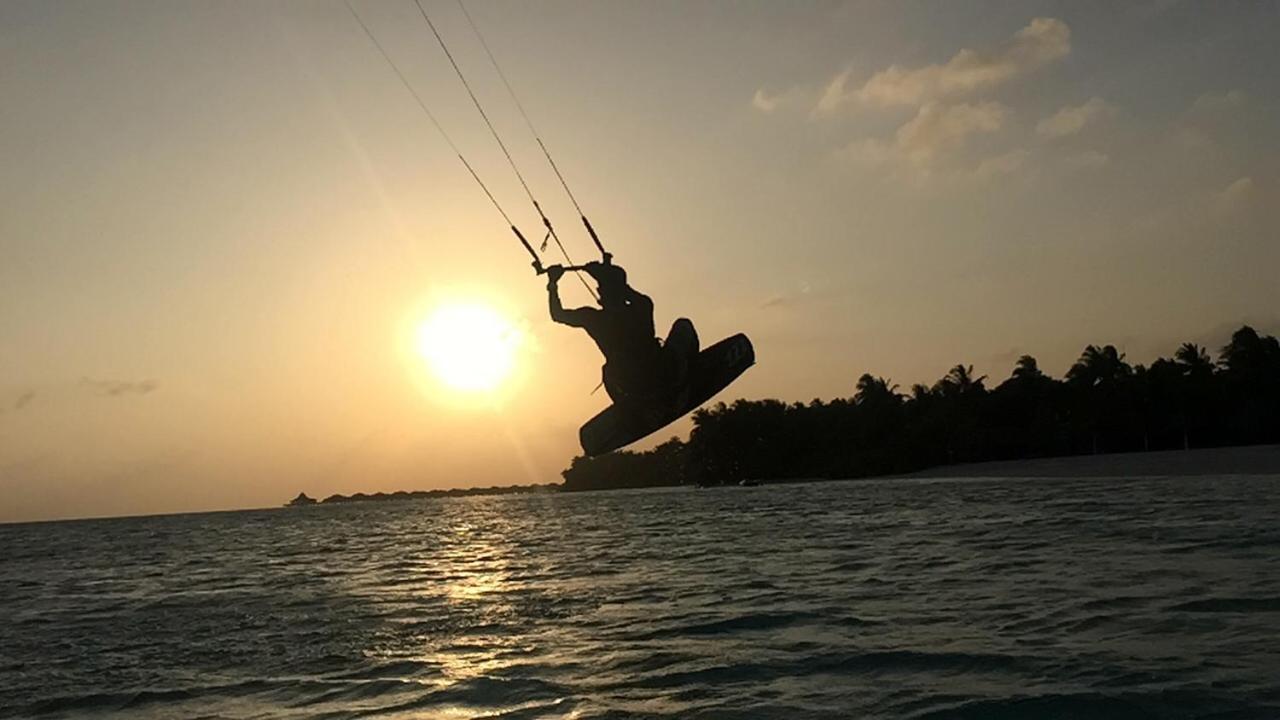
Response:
[561,325,1280,490]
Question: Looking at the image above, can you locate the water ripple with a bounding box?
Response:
[2,475,1279,718]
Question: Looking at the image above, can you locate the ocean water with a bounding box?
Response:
[3,476,1280,719]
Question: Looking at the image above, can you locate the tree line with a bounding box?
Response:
[561,325,1280,490]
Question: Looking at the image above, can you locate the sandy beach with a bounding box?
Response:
[904,444,1280,479]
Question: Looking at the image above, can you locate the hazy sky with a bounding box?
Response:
[3,1,1278,522]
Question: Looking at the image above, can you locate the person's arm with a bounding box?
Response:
[625,284,653,311]
[547,267,593,328]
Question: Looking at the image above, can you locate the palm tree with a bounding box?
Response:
[1067,344,1131,387]
[1011,354,1043,381]
[1066,345,1134,453]
[934,364,987,398]
[991,354,1065,459]
[1167,342,1215,449]
[854,374,901,406]
[1217,326,1280,444]
[1219,326,1262,374]
[922,364,988,463]
[1174,343,1214,378]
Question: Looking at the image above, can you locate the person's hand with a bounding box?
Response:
[546,265,565,283]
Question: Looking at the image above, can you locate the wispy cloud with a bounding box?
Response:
[1127,175,1268,240]
[814,69,854,116]
[1063,149,1110,169]
[840,101,1009,179]
[4,380,158,414]
[1171,89,1249,148]
[81,378,159,397]
[752,89,782,113]
[897,101,1007,166]
[1214,176,1256,214]
[819,17,1070,114]
[751,84,816,115]
[1036,97,1113,139]
[1191,89,1246,114]
[971,149,1031,181]
[810,18,1075,182]
[761,281,842,310]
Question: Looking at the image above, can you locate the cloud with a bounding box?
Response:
[814,70,854,116]
[760,281,844,310]
[1064,149,1110,169]
[839,137,896,170]
[3,381,157,415]
[762,282,813,309]
[1214,176,1256,214]
[81,378,159,397]
[820,18,1070,113]
[1126,176,1268,241]
[1173,89,1250,150]
[1036,97,1113,139]
[971,149,1030,181]
[752,85,816,115]
[752,89,781,113]
[839,101,1011,180]
[896,101,1008,167]
[1192,90,1246,114]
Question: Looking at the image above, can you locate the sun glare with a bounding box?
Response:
[415,303,523,394]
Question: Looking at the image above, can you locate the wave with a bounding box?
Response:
[631,610,822,639]
[6,476,1278,719]
[908,689,1280,720]
[1169,597,1280,613]
[345,676,571,717]
[20,680,277,717]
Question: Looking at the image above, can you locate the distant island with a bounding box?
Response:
[286,493,317,506]
[563,324,1280,490]
[285,483,559,507]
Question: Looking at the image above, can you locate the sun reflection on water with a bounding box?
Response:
[353,508,543,693]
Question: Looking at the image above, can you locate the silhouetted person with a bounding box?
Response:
[547,261,699,410]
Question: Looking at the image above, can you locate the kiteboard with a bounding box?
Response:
[579,333,755,456]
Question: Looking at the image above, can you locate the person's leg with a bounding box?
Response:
[601,362,626,405]
[605,361,656,406]
[664,318,700,357]
[663,318,699,395]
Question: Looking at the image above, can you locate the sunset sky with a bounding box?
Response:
[3,1,1278,522]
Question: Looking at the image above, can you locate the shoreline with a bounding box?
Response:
[898,443,1280,479]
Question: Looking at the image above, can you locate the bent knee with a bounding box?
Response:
[667,318,700,353]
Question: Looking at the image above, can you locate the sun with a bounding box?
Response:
[414,303,523,393]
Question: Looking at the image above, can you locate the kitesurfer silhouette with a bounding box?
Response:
[347,0,753,454]
[547,259,699,410]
